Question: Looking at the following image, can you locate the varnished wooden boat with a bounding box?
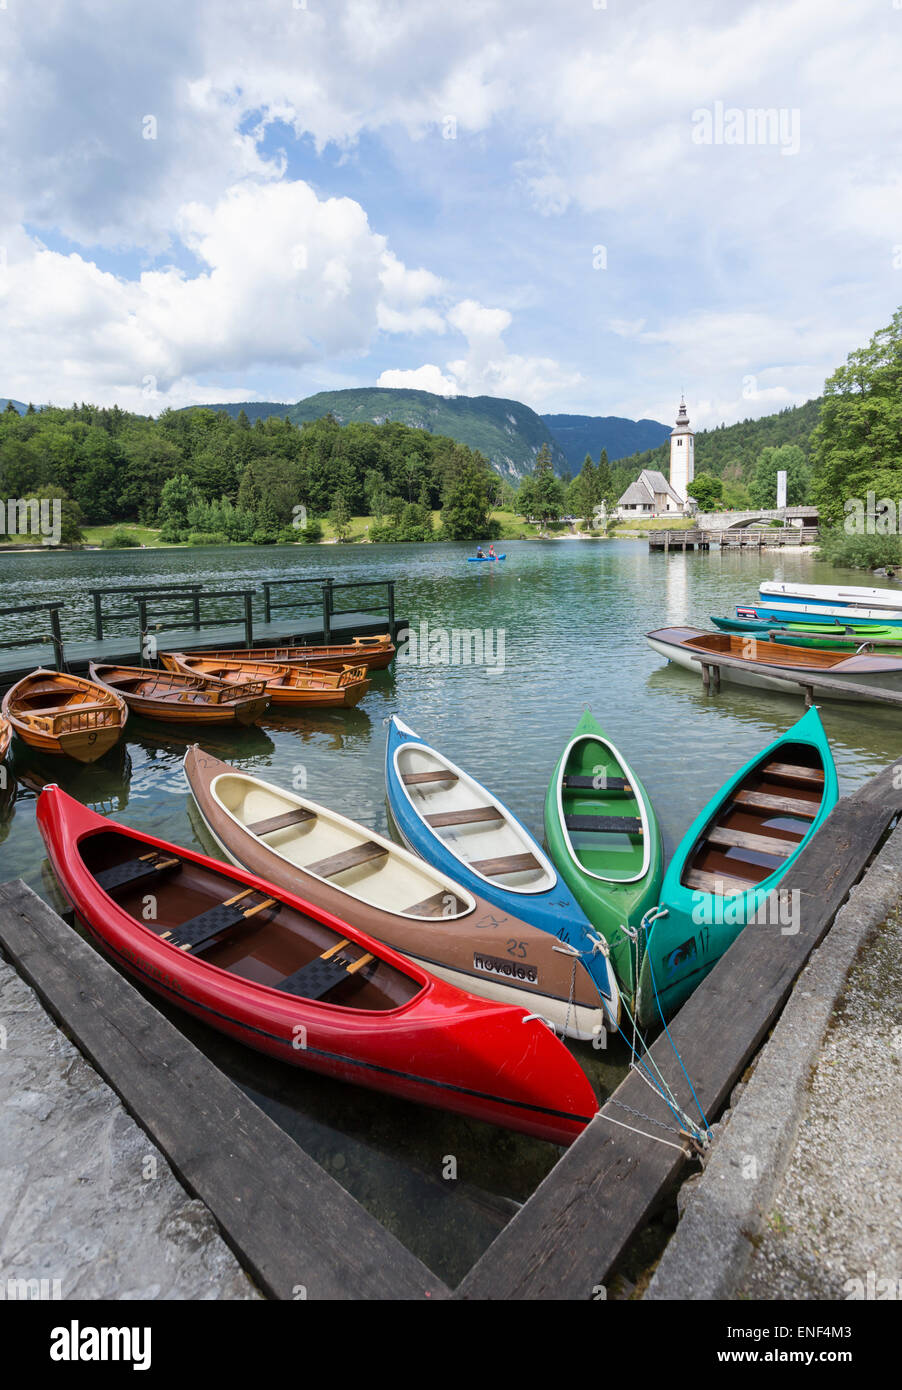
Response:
[37,785,599,1144]
[636,707,838,1026]
[88,663,271,726]
[185,635,395,672]
[161,652,370,708]
[2,670,127,763]
[646,626,902,699]
[184,745,611,1041]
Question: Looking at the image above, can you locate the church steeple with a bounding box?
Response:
[669,395,694,506]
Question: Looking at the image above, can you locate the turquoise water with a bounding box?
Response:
[1,538,898,1282]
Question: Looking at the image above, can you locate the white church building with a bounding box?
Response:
[614,397,696,518]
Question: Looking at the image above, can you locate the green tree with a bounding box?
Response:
[750,444,810,508]
[441,457,497,540]
[329,493,353,542]
[811,307,902,523]
[688,472,724,510]
[529,444,565,526]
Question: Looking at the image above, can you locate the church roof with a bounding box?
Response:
[616,469,684,507]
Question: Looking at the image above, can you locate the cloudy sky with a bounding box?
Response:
[1,0,901,428]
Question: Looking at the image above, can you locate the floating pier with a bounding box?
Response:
[0,577,401,692]
[649,527,818,552]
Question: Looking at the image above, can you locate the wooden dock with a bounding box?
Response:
[454,759,902,1299]
[0,578,401,692]
[0,880,446,1301]
[650,526,818,552]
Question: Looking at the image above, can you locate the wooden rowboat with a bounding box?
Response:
[636,707,838,1026]
[161,653,370,708]
[36,785,598,1144]
[2,670,127,763]
[184,635,395,672]
[184,745,610,1041]
[384,716,620,1029]
[543,709,663,1012]
[88,663,271,726]
[646,626,902,699]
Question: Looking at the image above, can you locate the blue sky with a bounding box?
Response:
[2,0,901,429]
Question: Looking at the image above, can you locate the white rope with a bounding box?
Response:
[596,1112,690,1153]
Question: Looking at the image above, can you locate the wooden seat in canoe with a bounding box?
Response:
[564,814,643,834]
[401,889,463,917]
[562,775,633,793]
[424,806,504,828]
[275,938,375,1000]
[401,770,459,786]
[25,701,115,718]
[761,761,825,785]
[164,887,276,953]
[733,789,818,819]
[684,867,757,896]
[470,851,541,877]
[246,807,316,836]
[706,826,795,858]
[95,852,181,893]
[305,841,389,879]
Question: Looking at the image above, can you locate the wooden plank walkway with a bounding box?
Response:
[0,611,400,691]
[0,879,446,1301]
[454,762,902,1300]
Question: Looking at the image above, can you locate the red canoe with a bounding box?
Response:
[36,786,598,1144]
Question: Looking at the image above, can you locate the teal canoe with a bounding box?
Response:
[544,710,663,1011]
[636,707,838,1028]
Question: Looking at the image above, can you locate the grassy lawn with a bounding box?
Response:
[80,523,172,548]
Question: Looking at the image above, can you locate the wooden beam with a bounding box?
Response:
[0,880,447,1302]
[454,771,901,1300]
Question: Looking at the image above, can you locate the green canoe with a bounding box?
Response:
[636,706,838,1029]
[712,614,902,648]
[544,710,663,1011]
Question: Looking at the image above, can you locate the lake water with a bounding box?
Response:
[1,537,898,1284]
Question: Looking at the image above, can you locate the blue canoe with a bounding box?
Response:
[384,716,620,1024]
[467,554,506,563]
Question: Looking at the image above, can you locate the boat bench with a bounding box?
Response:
[563,775,632,793]
[424,806,503,828]
[470,851,541,877]
[564,814,642,835]
[305,841,388,879]
[402,771,459,786]
[246,807,315,837]
[95,854,181,894]
[276,939,375,999]
[165,890,275,953]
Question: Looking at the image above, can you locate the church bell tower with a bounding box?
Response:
[669,396,694,506]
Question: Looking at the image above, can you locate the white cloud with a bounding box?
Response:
[379,297,583,409]
[377,364,458,395]
[0,180,445,409]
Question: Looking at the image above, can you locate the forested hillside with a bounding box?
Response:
[0,401,501,543]
[199,388,569,479]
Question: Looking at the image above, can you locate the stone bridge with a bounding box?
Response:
[694,506,818,530]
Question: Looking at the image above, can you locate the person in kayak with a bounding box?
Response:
[488,544,496,559]
[476,546,486,558]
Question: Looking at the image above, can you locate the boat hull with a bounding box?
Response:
[646,628,902,700]
[162,653,370,708]
[384,716,620,1028]
[636,707,837,1026]
[88,664,271,725]
[36,786,599,1145]
[184,746,609,1041]
[2,669,127,763]
[184,637,395,672]
[543,710,663,1011]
